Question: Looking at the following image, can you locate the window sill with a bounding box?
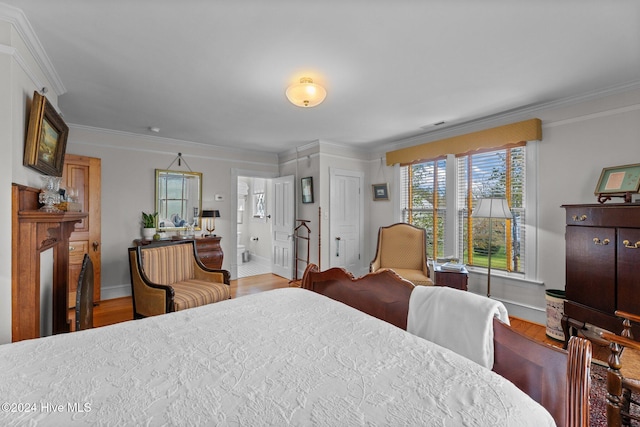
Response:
[465,266,543,287]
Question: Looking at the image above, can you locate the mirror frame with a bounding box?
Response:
[155,169,203,231]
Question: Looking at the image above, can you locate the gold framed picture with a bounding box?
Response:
[23,91,69,177]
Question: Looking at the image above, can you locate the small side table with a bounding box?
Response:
[434,266,468,291]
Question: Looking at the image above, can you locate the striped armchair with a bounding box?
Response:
[370,223,433,286]
[128,240,230,319]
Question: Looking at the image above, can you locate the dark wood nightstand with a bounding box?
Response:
[434,266,468,291]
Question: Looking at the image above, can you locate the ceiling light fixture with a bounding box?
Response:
[285,77,327,108]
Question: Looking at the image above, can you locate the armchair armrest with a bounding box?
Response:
[128,248,174,318]
[192,256,230,285]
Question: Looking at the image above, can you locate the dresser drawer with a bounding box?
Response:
[564,204,640,227]
[195,237,223,269]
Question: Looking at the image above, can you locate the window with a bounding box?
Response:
[457,145,526,273]
[400,144,527,274]
[400,158,447,259]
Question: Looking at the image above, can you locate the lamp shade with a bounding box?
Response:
[201,210,220,218]
[286,77,327,108]
[471,198,512,219]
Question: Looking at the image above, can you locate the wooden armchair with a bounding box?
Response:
[128,240,230,319]
[601,310,640,426]
[370,223,433,286]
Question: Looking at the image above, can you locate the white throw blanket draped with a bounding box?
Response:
[407,286,509,369]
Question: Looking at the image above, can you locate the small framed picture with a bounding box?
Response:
[372,183,389,201]
[595,163,640,195]
[301,176,314,204]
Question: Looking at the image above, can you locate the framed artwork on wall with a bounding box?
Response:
[372,183,389,201]
[23,91,69,177]
[301,176,314,204]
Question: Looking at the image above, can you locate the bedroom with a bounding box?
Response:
[1,0,640,349]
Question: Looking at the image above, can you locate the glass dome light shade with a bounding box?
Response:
[286,77,327,107]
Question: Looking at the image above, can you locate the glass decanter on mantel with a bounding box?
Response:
[38,175,62,212]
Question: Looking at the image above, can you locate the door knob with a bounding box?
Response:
[93,241,100,251]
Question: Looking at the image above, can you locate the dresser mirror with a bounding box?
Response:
[155,169,202,231]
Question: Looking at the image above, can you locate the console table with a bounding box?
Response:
[133,235,223,269]
[561,203,640,345]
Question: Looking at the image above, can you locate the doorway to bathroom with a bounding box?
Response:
[237,175,273,278]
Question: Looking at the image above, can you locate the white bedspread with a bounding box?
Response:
[0,288,554,426]
[407,286,510,369]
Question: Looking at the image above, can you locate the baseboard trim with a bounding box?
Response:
[101,284,131,301]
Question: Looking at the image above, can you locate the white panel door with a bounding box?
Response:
[271,175,295,279]
[329,168,363,274]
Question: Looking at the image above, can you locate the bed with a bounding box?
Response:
[0,265,589,426]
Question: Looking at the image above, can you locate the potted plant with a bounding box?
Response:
[141,211,158,239]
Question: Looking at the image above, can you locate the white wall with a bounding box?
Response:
[1,11,63,343]
[536,90,640,291]
[279,143,321,275]
[66,126,279,298]
[0,21,13,345]
[279,141,375,276]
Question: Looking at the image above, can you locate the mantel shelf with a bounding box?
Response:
[18,210,87,222]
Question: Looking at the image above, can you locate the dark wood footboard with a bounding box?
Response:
[493,318,591,427]
[301,263,592,427]
[301,264,414,329]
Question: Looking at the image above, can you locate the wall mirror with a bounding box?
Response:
[155,169,202,231]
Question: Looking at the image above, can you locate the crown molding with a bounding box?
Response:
[0,3,66,95]
[381,79,640,153]
[68,123,279,163]
[0,42,49,101]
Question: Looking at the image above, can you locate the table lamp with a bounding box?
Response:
[201,209,220,236]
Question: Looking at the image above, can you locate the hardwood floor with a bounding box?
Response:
[85,273,293,328]
[85,274,559,349]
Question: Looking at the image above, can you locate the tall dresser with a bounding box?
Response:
[561,203,640,343]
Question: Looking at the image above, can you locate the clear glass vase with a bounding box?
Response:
[39,176,62,212]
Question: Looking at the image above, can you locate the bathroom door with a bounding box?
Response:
[271,175,295,279]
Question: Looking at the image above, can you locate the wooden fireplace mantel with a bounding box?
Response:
[11,183,87,341]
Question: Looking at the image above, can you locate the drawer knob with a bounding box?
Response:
[572,214,587,222]
[623,240,640,249]
[593,238,610,246]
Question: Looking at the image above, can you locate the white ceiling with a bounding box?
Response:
[3,0,640,154]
